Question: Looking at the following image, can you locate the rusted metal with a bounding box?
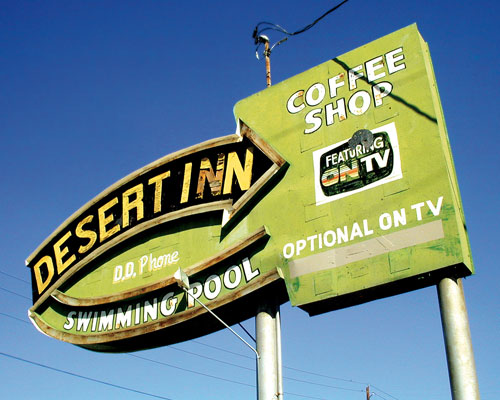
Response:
[265,40,271,87]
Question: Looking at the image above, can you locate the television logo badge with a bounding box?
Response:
[313,122,403,205]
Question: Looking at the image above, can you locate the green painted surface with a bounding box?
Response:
[232,24,473,311]
[32,25,473,349]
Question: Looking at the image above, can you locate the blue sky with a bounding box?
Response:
[1,1,498,399]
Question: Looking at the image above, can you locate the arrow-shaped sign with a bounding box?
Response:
[26,120,286,309]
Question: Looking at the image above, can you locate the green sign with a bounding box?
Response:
[26,126,288,351]
[233,23,473,315]
[27,24,472,351]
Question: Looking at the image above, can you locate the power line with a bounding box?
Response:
[371,385,400,400]
[145,348,364,394]
[285,364,368,386]
[0,351,175,400]
[0,286,31,300]
[1,291,400,399]
[285,375,364,394]
[0,311,30,325]
[0,308,366,396]
[192,339,254,359]
[253,0,350,56]
[168,345,254,372]
[128,353,255,388]
[0,269,30,284]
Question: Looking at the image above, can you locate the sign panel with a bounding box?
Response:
[27,24,473,351]
[232,24,473,315]
[26,125,288,351]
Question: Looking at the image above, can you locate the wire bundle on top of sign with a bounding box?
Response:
[252,0,350,59]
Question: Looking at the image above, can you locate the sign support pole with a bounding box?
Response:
[437,277,480,400]
[255,40,282,400]
[256,302,281,400]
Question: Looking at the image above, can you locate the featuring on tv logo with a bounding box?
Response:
[313,122,403,205]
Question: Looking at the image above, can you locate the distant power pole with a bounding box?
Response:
[366,386,371,400]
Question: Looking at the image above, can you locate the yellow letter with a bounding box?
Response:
[196,154,225,199]
[33,255,55,295]
[75,215,97,254]
[54,231,76,274]
[148,171,170,213]
[98,197,120,242]
[223,147,254,194]
[122,184,144,228]
[180,162,192,203]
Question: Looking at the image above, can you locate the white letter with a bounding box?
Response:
[323,230,336,247]
[328,73,345,98]
[98,310,114,332]
[304,109,323,134]
[204,275,222,300]
[77,311,92,332]
[325,99,347,125]
[113,265,123,283]
[283,243,294,259]
[361,149,390,172]
[160,292,177,316]
[125,262,134,279]
[242,257,260,282]
[287,90,305,114]
[393,209,407,227]
[305,83,326,106]
[348,91,371,115]
[115,306,132,329]
[386,48,406,74]
[336,226,349,244]
[139,255,148,274]
[379,213,392,230]
[366,56,386,82]
[372,82,393,107]
[63,311,76,330]
[296,239,307,255]
[143,299,158,323]
[348,65,363,90]
[411,202,425,221]
[187,282,202,308]
[350,222,363,240]
[363,219,374,235]
[307,235,317,252]
[223,265,242,289]
[427,196,443,216]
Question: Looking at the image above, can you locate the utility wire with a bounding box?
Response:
[0,311,30,325]
[372,392,390,400]
[0,351,175,400]
[1,292,399,399]
[128,353,255,388]
[0,286,31,300]
[371,385,400,400]
[134,349,364,395]
[164,345,254,372]
[253,0,350,56]
[0,346,337,400]
[192,338,253,359]
[0,269,30,284]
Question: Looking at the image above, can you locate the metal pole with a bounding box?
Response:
[276,309,283,400]
[437,277,480,400]
[255,36,281,400]
[264,40,271,87]
[256,303,280,400]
